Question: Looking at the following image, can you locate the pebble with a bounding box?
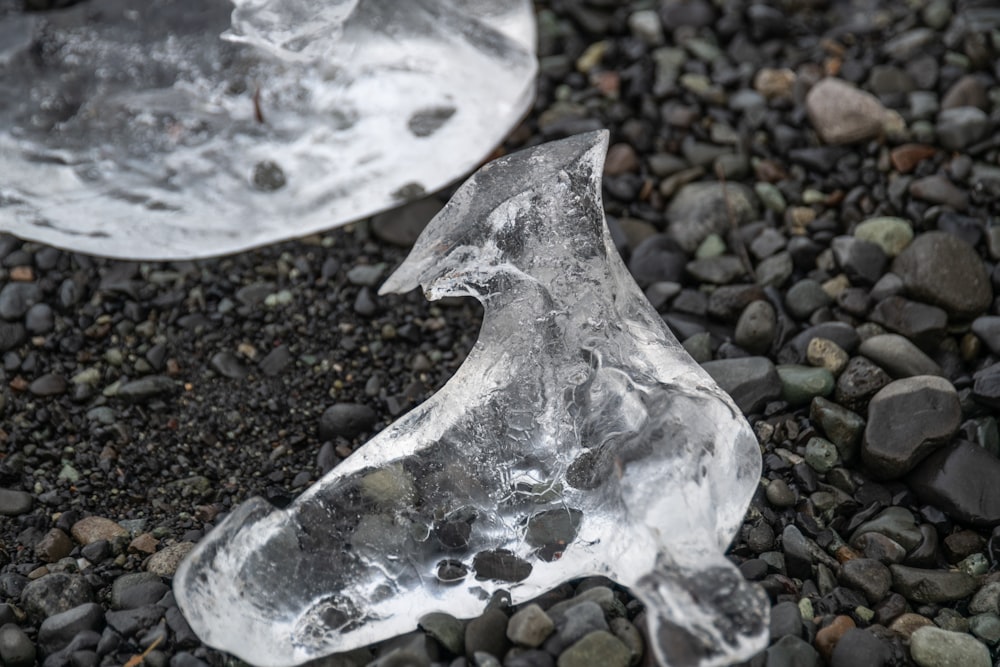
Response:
[908,441,1000,527]
[857,334,942,378]
[371,199,442,247]
[0,488,33,516]
[146,542,196,577]
[734,300,776,354]
[835,356,891,414]
[0,624,35,667]
[763,635,817,667]
[814,615,855,662]
[908,175,969,211]
[0,282,41,320]
[209,351,248,379]
[909,626,990,667]
[887,613,933,638]
[36,602,105,656]
[318,403,377,440]
[665,182,758,253]
[544,601,608,654]
[839,558,892,605]
[700,357,781,414]
[828,628,892,667]
[117,375,177,402]
[71,516,128,546]
[850,506,922,551]
[831,236,887,286]
[969,613,1000,645]
[869,297,947,349]
[805,78,898,144]
[776,365,834,406]
[418,612,465,655]
[892,231,992,319]
[853,217,913,257]
[970,581,1000,615]
[769,600,803,639]
[805,338,849,376]
[506,605,553,648]
[890,565,978,604]
[862,375,960,479]
[936,107,991,150]
[785,279,832,321]
[627,235,687,285]
[810,397,864,463]
[34,528,72,563]
[556,630,630,667]
[20,573,95,622]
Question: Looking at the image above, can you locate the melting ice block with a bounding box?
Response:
[0,0,535,259]
[174,131,769,667]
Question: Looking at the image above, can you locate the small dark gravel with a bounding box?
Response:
[4,0,1000,666]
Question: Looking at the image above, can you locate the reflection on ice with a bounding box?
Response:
[174,131,769,667]
[0,0,536,259]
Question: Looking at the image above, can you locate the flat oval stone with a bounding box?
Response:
[889,564,978,603]
[701,356,781,414]
[909,626,990,667]
[907,441,1000,526]
[858,334,943,378]
[777,365,835,406]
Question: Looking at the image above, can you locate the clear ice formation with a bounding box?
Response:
[0,0,536,259]
[173,131,769,667]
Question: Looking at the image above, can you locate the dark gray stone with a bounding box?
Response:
[829,628,893,667]
[857,334,942,378]
[701,357,781,414]
[862,376,960,479]
[37,602,105,656]
[117,376,177,402]
[835,356,892,414]
[318,402,377,440]
[0,488,33,516]
[908,441,1000,527]
[0,623,36,667]
[838,559,892,604]
[890,564,978,603]
[765,635,819,667]
[21,574,94,622]
[869,296,948,349]
[892,231,992,318]
[0,282,41,320]
[768,601,802,639]
[831,236,888,285]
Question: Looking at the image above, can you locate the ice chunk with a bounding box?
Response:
[174,131,768,667]
[0,0,536,259]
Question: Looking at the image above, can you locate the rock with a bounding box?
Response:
[972,317,1000,355]
[853,217,914,257]
[0,488,33,516]
[887,613,933,638]
[418,612,465,655]
[37,602,105,656]
[869,297,947,349]
[908,441,1000,526]
[810,397,865,463]
[862,376,960,479]
[146,542,196,577]
[766,634,819,667]
[71,516,128,546]
[665,183,758,253]
[908,175,969,211]
[627,235,687,285]
[839,559,892,605]
[835,356,891,414]
[785,279,832,320]
[0,623,35,667]
[941,75,989,110]
[814,615,855,662]
[117,375,177,402]
[831,236,888,285]
[318,403,377,440]
[936,107,991,150]
[889,144,936,174]
[973,364,1000,408]
[850,506,922,551]
[779,322,860,365]
[890,565,978,603]
[556,630,630,667]
[777,365,835,406]
[700,357,782,414]
[35,528,73,563]
[28,373,66,396]
[970,581,1000,615]
[909,626,990,667]
[857,335,942,378]
[685,255,746,284]
[734,300,776,354]
[0,282,41,320]
[464,609,509,659]
[828,628,893,667]
[805,79,895,144]
[506,605,553,648]
[892,231,992,319]
[111,572,169,610]
[372,198,442,247]
[545,601,608,654]
[854,533,907,564]
[806,338,850,376]
[769,600,803,639]
[969,613,1000,645]
[20,573,95,622]
[209,351,248,379]
[804,437,839,473]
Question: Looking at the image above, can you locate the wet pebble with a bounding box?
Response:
[892,231,992,319]
[909,626,990,667]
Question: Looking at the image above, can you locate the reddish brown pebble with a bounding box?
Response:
[890,144,936,173]
[129,532,159,555]
[815,615,856,662]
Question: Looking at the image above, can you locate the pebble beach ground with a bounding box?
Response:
[3,0,1000,666]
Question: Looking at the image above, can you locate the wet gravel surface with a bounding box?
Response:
[4,0,1000,666]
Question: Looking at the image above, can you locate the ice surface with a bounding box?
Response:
[0,0,536,259]
[174,131,769,667]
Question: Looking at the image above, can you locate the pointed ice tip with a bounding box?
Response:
[378,255,432,296]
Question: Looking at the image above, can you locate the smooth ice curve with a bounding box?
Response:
[0,0,536,259]
[174,131,769,667]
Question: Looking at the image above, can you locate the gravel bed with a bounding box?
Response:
[4,0,1000,666]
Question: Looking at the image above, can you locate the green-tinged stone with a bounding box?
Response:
[854,217,914,257]
[777,365,835,405]
[557,631,631,667]
[695,233,727,259]
[960,553,989,577]
[419,612,466,655]
[804,437,839,473]
[755,182,787,213]
[810,397,865,464]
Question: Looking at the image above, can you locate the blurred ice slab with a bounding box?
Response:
[0,0,537,259]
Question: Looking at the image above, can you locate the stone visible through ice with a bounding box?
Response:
[174,131,769,666]
[0,0,536,259]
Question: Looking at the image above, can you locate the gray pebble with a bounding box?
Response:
[701,356,781,414]
[21,573,95,622]
[857,335,942,378]
[37,602,105,656]
[506,605,554,648]
[765,634,818,667]
[0,282,41,320]
[909,626,990,667]
[0,624,35,667]
[734,300,776,354]
[318,402,377,440]
[890,565,978,603]
[0,488,33,516]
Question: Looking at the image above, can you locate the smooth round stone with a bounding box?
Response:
[909,174,969,210]
[862,375,960,479]
[734,300,776,354]
[831,236,888,285]
[71,516,128,545]
[145,542,195,578]
[805,78,895,144]
[970,613,1000,645]
[701,356,781,414]
[828,628,892,667]
[209,351,248,379]
[756,251,793,287]
[785,279,832,320]
[419,612,465,655]
[0,624,35,667]
[908,441,1000,527]
[0,282,41,320]
[779,321,860,365]
[0,488,32,516]
[892,231,992,319]
[318,402,377,440]
[37,602,105,656]
[766,634,818,667]
[857,334,942,378]
[682,332,712,363]
[544,602,607,654]
[890,565,978,604]
[804,437,839,473]
[556,630,630,667]
[910,626,990,667]
[777,364,834,406]
[665,182,758,253]
[971,316,1000,355]
[754,181,787,213]
[628,235,687,285]
[770,600,803,639]
[24,302,54,334]
[766,479,797,508]
[854,217,913,257]
[853,532,906,564]
[969,581,1000,615]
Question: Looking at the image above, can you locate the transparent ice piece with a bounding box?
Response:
[0,0,536,259]
[174,131,769,667]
